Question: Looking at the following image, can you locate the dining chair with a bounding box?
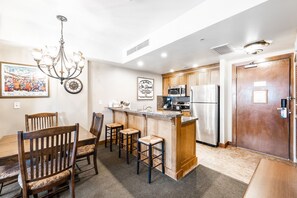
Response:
[0,164,19,195]
[18,124,79,198]
[25,112,58,132]
[76,112,104,174]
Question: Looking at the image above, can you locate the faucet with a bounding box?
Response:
[143,105,153,112]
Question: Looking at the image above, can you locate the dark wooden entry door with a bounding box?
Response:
[236,58,290,158]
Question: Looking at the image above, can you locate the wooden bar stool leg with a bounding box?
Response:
[137,141,140,174]
[116,128,119,144]
[119,133,122,158]
[110,128,113,152]
[126,134,129,164]
[130,134,133,154]
[162,141,165,174]
[105,126,108,148]
[148,144,152,183]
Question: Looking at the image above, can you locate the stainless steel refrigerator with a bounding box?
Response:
[190,85,219,146]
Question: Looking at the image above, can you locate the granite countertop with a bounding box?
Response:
[108,107,182,118]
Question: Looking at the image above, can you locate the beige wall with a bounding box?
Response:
[0,43,162,139]
[88,61,162,140]
[0,43,89,135]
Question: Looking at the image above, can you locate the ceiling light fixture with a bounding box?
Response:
[137,61,144,66]
[161,52,168,58]
[193,64,199,68]
[243,40,272,55]
[170,69,175,73]
[32,15,85,85]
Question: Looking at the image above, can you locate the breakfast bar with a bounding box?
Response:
[108,107,198,180]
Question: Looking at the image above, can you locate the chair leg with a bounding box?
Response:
[130,134,133,154]
[137,141,140,174]
[126,134,129,164]
[69,176,75,198]
[119,133,123,158]
[93,153,98,175]
[87,156,91,165]
[148,144,152,183]
[105,126,108,148]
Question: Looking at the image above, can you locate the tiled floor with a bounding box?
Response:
[196,143,292,184]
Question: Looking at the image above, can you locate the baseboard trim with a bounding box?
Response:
[219,141,231,148]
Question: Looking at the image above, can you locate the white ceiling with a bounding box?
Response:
[0,0,296,74]
[124,0,297,73]
[0,0,205,61]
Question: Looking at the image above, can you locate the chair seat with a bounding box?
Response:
[18,169,71,191]
[138,135,163,145]
[106,123,123,128]
[120,128,139,135]
[77,144,95,157]
[0,164,19,181]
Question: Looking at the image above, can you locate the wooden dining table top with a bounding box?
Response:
[0,126,96,166]
[244,159,297,198]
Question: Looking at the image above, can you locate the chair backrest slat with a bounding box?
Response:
[25,112,58,132]
[89,113,104,145]
[18,124,79,184]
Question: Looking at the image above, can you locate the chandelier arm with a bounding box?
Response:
[67,63,79,79]
[37,63,60,80]
[51,53,63,79]
[67,69,83,79]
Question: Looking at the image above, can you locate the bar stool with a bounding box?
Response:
[105,123,123,152]
[119,128,141,164]
[137,135,165,183]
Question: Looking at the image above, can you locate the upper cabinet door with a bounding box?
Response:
[187,72,198,96]
[163,77,169,96]
[210,69,220,85]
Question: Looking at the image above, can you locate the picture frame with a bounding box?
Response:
[137,77,154,100]
[0,62,49,98]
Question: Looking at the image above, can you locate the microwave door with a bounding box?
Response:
[168,88,180,96]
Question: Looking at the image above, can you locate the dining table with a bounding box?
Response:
[0,126,96,166]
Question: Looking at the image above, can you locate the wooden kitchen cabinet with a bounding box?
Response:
[162,63,220,96]
[163,77,169,96]
[186,72,198,96]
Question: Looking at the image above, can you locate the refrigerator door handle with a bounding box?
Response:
[190,89,193,102]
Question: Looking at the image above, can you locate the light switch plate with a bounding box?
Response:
[14,102,21,109]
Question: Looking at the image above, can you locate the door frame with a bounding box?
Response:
[232,53,295,160]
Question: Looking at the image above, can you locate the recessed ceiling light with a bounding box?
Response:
[161,52,167,58]
[170,69,174,73]
[137,61,144,67]
[193,64,199,68]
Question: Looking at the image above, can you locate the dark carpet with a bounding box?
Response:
[1,145,247,198]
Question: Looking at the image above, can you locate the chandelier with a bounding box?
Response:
[32,15,85,84]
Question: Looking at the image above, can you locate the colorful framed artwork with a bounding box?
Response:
[0,62,49,97]
[137,77,154,100]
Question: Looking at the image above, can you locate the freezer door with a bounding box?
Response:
[191,85,218,103]
[191,103,218,146]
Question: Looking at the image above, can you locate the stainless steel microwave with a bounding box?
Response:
[168,85,186,96]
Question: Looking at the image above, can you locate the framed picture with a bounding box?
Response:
[0,62,49,98]
[137,77,154,100]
